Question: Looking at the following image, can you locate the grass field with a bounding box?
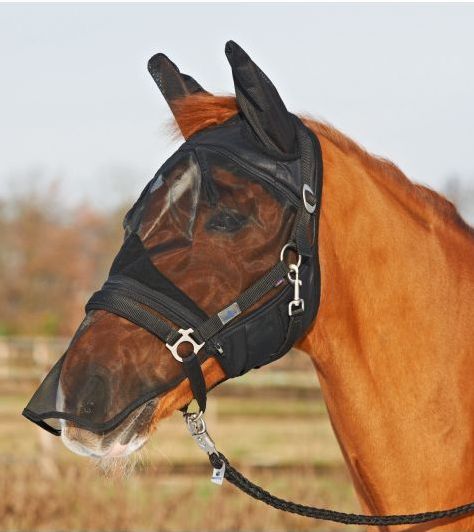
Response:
[0,351,362,531]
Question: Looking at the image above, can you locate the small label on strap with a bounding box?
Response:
[211,462,226,485]
[218,302,241,325]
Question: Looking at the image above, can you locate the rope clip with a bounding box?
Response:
[288,263,305,316]
[184,411,225,485]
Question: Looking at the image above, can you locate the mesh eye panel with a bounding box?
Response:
[139,149,297,316]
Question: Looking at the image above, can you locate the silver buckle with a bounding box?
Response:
[166,328,204,363]
[302,184,317,214]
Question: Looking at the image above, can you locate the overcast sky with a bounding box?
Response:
[1,3,473,209]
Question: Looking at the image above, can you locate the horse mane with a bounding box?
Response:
[171,94,472,236]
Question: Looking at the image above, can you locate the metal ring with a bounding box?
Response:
[166,328,205,363]
[280,242,302,268]
[184,410,205,430]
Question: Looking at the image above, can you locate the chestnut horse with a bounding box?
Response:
[50,61,474,529]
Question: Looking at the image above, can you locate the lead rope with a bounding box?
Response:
[184,412,474,526]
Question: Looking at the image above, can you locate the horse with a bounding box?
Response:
[24,42,474,531]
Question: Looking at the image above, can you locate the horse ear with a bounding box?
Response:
[225,40,297,156]
[148,53,208,116]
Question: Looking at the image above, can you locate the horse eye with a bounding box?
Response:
[205,208,248,233]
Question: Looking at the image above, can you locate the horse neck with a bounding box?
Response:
[300,133,474,528]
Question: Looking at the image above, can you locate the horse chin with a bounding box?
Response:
[60,399,159,465]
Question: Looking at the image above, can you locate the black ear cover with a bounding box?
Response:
[225,41,297,157]
[148,53,207,113]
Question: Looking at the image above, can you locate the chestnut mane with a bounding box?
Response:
[171,93,473,236]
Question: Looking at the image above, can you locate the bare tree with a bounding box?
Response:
[0,180,127,336]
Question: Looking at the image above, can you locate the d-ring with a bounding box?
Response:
[302,184,317,214]
[280,242,302,268]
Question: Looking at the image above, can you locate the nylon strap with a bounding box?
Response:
[291,121,318,257]
[104,275,207,327]
[86,291,180,345]
[182,353,207,413]
[195,260,289,341]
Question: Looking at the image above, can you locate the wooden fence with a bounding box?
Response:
[0,336,319,395]
[0,336,68,391]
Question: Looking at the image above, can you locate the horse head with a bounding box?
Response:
[24,41,322,461]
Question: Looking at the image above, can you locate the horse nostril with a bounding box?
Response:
[76,374,109,422]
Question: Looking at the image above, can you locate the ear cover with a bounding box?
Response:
[225,40,297,157]
[148,53,207,113]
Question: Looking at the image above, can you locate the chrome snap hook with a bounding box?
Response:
[183,411,225,485]
[184,411,217,456]
[287,263,305,316]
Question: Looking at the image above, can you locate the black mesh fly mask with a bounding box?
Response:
[23,41,323,437]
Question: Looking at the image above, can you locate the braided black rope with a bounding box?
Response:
[209,453,474,526]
